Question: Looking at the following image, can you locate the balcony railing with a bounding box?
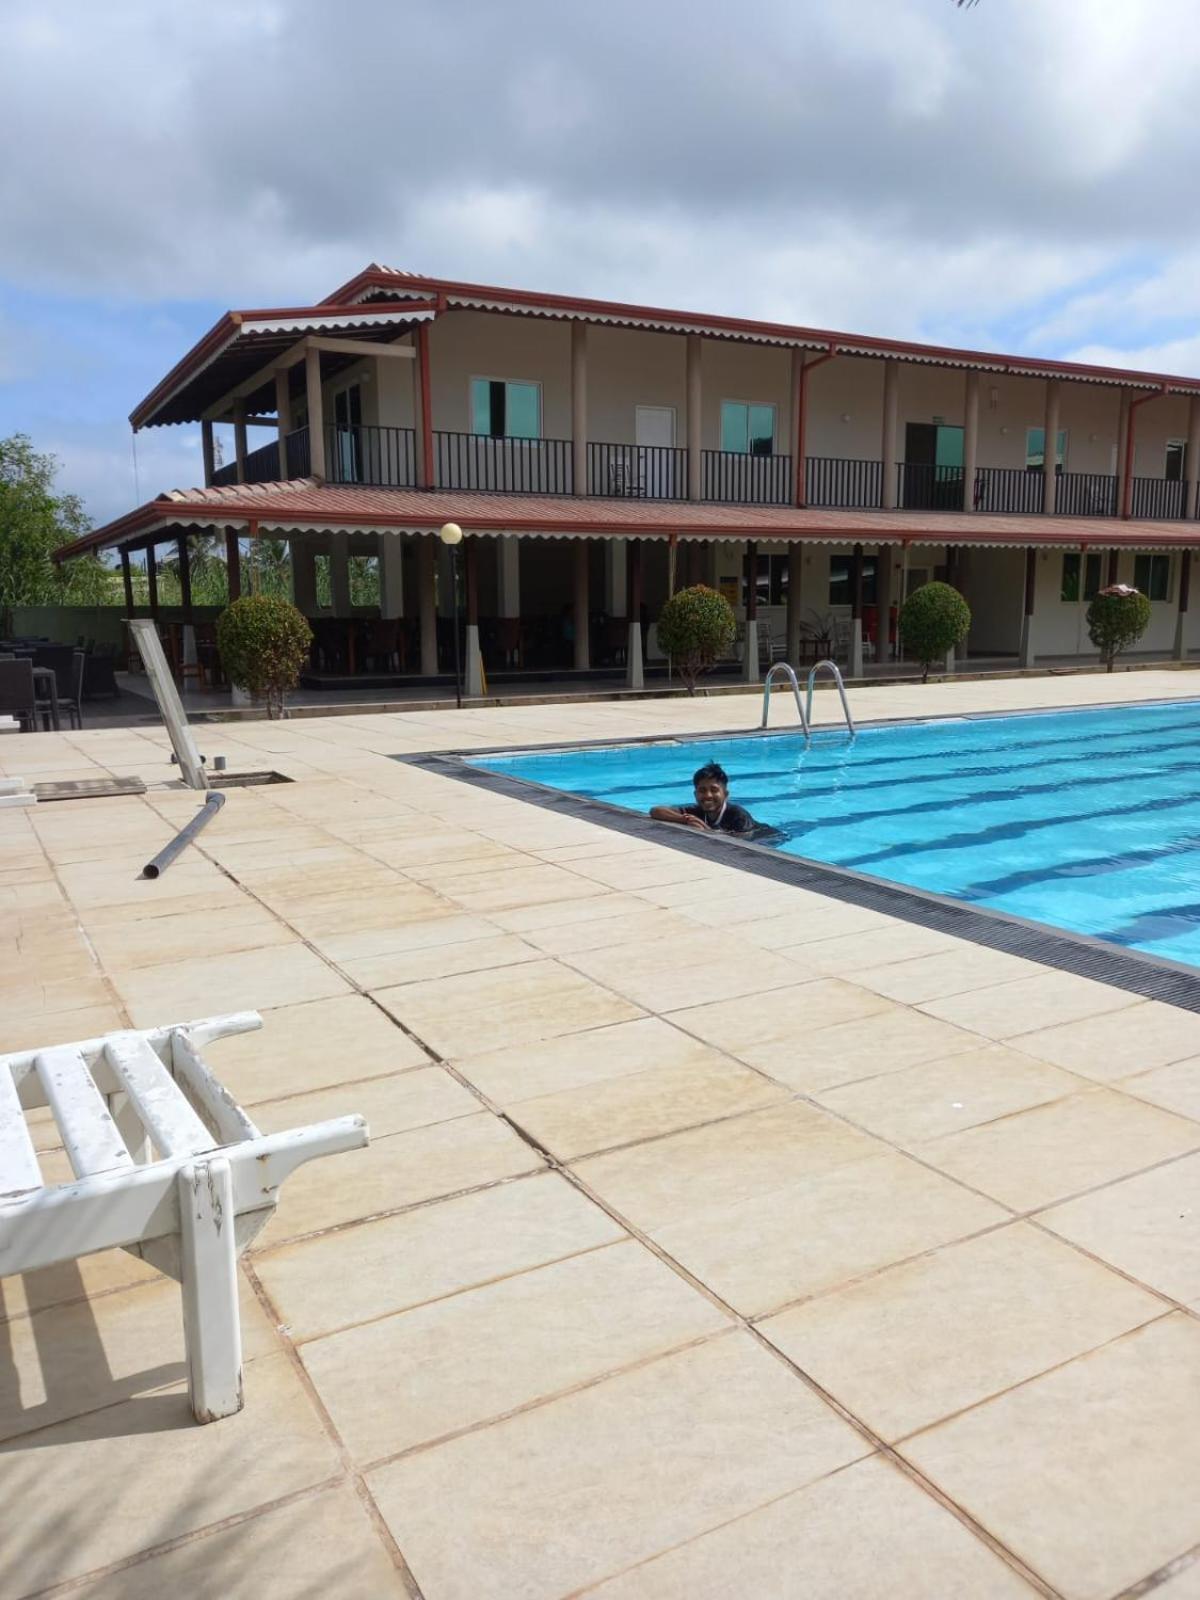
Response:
[1056,471,1118,517]
[1130,476,1187,520]
[897,462,965,510]
[805,456,882,508]
[435,432,572,495]
[973,466,1045,514]
[588,442,686,499]
[701,450,792,505]
[211,438,282,487]
[325,423,416,488]
[286,425,311,478]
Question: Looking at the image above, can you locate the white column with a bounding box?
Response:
[962,371,980,512]
[786,543,803,663]
[465,629,484,697]
[875,545,893,664]
[305,344,326,479]
[329,532,351,615]
[1187,398,1200,521]
[275,370,292,479]
[790,350,806,504]
[379,534,404,619]
[573,540,590,671]
[1042,380,1060,516]
[201,421,215,487]
[686,334,703,502]
[418,536,438,676]
[233,401,247,485]
[881,361,899,510]
[572,323,588,496]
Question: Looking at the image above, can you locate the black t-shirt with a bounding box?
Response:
[682,802,756,835]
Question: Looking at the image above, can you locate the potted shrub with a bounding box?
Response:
[656,584,737,695]
[898,581,971,683]
[216,595,313,719]
[1087,583,1151,672]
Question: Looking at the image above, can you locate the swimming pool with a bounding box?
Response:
[471,699,1200,971]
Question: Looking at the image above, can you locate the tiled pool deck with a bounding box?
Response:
[4,672,1200,1600]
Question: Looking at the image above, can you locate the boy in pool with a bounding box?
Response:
[650,762,757,836]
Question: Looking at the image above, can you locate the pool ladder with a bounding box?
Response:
[761,660,856,742]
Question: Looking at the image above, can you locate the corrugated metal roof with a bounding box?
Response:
[56,480,1200,562]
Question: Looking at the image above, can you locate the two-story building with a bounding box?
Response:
[58,264,1200,692]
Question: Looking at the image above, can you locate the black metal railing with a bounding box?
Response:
[324,423,416,487]
[588,441,686,499]
[896,462,965,510]
[972,466,1045,514]
[211,438,287,487]
[1130,476,1187,521]
[804,456,882,508]
[434,432,573,495]
[701,450,792,505]
[1056,471,1118,517]
[285,425,311,479]
[211,460,237,487]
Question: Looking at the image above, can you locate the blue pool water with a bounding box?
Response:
[473,699,1200,969]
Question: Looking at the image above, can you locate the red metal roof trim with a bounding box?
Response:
[55,481,1200,563]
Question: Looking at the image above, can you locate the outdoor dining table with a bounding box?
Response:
[32,666,61,732]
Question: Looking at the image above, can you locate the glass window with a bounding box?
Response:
[740,553,789,608]
[829,555,879,607]
[721,401,776,456]
[1061,552,1102,602]
[471,379,541,439]
[1026,427,1068,471]
[1134,553,1171,601]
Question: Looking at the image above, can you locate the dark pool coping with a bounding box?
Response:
[395,695,1200,1015]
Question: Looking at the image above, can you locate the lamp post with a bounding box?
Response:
[438,522,463,709]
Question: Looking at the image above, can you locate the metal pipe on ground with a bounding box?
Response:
[143,792,225,879]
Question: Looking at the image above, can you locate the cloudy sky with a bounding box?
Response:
[3,0,1200,526]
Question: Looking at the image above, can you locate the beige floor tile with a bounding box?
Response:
[523,906,703,957]
[815,1044,1081,1145]
[376,958,643,1057]
[0,1003,128,1055]
[206,994,430,1105]
[902,1315,1200,1600]
[0,1353,339,1599]
[67,1484,410,1600]
[303,1239,729,1461]
[342,932,540,990]
[112,943,351,1029]
[668,979,891,1062]
[436,861,611,912]
[0,1248,161,1322]
[311,911,504,965]
[254,1110,543,1247]
[1011,1001,1200,1082]
[453,1015,718,1105]
[250,1064,477,1141]
[0,1273,278,1443]
[1037,1151,1200,1304]
[732,902,895,949]
[565,942,805,1012]
[85,905,295,972]
[488,891,649,934]
[916,1089,1200,1211]
[1146,1561,1200,1600]
[651,1150,1005,1315]
[282,884,449,938]
[792,922,964,977]
[367,1332,867,1600]
[575,1099,885,1232]
[255,1171,624,1341]
[750,1002,984,1093]
[851,944,1044,1004]
[760,1223,1163,1441]
[919,970,1138,1039]
[1121,1056,1200,1122]
[584,1454,1038,1599]
[508,1054,787,1160]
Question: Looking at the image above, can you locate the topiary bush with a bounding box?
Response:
[656,584,737,694]
[216,594,313,719]
[899,581,971,683]
[1087,584,1151,672]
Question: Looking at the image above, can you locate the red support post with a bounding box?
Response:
[794,347,837,507]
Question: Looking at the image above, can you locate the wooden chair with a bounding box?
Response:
[0,1012,368,1424]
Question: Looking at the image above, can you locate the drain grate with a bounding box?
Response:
[33,777,148,802]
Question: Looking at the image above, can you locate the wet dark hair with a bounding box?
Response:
[693,762,729,787]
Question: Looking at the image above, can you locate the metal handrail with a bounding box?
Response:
[760,662,810,736]
[805,660,856,736]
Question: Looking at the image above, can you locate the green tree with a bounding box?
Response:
[1087,584,1152,672]
[216,595,313,718]
[899,581,971,683]
[0,433,92,622]
[656,584,737,694]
